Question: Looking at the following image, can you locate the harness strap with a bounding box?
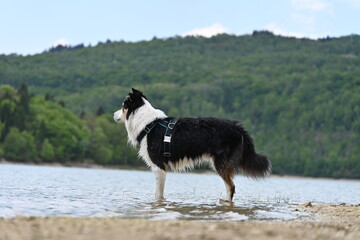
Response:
[163,120,176,157]
[136,120,159,143]
[136,119,177,158]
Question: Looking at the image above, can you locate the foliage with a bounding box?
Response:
[0,32,360,178]
[29,97,91,161]
[85,115,138,165]
[40,138,55,162]
[3,127,36,161]
[0,85,138,166]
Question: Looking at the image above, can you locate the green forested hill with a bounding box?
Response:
[0,32,360,178]
[0,85,137,166]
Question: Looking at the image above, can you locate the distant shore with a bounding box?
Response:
[1,158,360,182]
[0,203,359,240]
[0,158,148,171]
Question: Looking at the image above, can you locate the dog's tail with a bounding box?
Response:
[236,129,271,179]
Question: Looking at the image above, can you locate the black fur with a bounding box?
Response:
[146,117,271,178]
[123,88,147,119]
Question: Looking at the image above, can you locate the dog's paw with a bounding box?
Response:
[155,196,166,202]
[219,199,234,206]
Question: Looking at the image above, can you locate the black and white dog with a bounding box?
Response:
[113,89,271,202]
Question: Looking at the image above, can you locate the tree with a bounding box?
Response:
[3,128,36,161]
[15,83,32,130]
[0,85,18,140]
[41,138,55,162]
[88,126,111,164]
[30,97,91,161]
[96,106,105,116]
[17,83,30,113]
[0,121,4,138]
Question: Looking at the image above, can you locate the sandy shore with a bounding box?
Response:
[0,203,359,240]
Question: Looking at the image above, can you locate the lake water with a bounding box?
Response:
[0,164,359,221]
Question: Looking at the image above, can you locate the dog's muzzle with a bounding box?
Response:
[113,110,123,122]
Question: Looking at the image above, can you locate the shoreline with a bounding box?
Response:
[0,158,149,172]
[0,203,359,240]
[1,159,360,182]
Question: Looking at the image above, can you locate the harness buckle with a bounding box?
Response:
[168,122,176,129]
[144,127,151,133]
[163,152,171,157]
[163,136,171,143]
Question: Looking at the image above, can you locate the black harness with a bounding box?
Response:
[136,119,177,157]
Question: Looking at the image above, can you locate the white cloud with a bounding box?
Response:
[265,22,324,39]
[52,38,70,47]
[182,23,229,38]
[290,0,330,11]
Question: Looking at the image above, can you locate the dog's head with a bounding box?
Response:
[113,88,147,123]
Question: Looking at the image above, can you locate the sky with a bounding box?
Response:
[1,0,359,55]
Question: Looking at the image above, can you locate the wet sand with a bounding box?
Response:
[0,203,359,240]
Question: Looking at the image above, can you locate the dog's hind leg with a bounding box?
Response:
[153,167,166,201]
[215,162,236,202]
[220,172,235,202]
[222,173,235,202]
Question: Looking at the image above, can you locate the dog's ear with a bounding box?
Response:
[131,88,147,100]
[132,88,139,93]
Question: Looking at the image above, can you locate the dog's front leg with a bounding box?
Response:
[153,167,166,201]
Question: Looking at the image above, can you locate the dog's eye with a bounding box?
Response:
[122,101,129,109]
